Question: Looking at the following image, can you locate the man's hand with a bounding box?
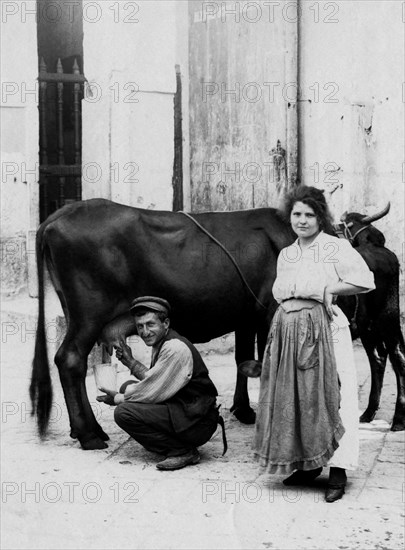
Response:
[115,338,148,380]
[114,338,135,369]
[96,388,118,406]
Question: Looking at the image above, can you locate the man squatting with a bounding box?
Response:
[97,296,222,470]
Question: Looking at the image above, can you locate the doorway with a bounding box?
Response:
[36,0,84,221]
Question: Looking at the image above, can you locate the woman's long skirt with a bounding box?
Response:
[253,303,346,475]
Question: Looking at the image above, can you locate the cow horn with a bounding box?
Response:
[361,202,390,224]
[340,210,348,222]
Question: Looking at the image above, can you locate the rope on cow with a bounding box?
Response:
[351,295,359,332]
[341,221,370,244]
[178,211,267,310]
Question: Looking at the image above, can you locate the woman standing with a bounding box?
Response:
[253,186,375,502]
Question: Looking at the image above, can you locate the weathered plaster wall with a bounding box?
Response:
[298,0,404,317]
[1,1,39,295]
[82,0,189,211]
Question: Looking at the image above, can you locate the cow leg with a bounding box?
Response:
[55,327,109,450]
[231,326,256,424]
[257,323,269,361]
[385,330,405,431]
[359,333,388,423]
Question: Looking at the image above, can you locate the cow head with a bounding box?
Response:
[337,202,390,247]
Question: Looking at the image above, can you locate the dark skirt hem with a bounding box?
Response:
[254,424,346,475]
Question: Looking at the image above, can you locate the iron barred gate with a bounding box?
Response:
[38,56,84,222]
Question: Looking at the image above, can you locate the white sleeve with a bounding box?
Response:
[124,340,193,403]
[272,251,294,303]
[333,239,376,292]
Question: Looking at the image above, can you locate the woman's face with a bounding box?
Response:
[290,201,320,240]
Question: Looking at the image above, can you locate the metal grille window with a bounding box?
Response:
[38,56,84,221]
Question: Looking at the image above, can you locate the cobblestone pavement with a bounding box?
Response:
[1,299,404,549]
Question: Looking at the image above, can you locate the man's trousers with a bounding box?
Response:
[114,401,218,457]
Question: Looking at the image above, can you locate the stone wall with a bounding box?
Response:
[1,0,39,296]
[298,0,404,322]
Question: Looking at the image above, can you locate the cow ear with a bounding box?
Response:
[238,360,262,378]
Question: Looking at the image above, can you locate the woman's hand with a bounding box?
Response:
[324,286,338,321]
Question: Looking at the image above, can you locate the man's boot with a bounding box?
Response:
[156,449,200,471]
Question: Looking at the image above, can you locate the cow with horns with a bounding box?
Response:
[30,199,405,450]
[335,203,405,431]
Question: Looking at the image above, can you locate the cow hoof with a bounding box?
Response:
[390,419,405,431]
[81,437,109,450]
[71,429,109,441]
[96,428,110,441]
[232,407,256,424]
[359,410,376,423]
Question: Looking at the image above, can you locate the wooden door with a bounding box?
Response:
[188,0,298,212]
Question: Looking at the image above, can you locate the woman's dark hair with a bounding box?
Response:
[283,186,335,233]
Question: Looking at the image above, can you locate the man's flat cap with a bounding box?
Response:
[130,296,171,316]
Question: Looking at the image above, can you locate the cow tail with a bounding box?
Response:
[29,229,53,437]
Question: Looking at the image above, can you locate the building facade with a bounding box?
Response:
[1,1,404,322]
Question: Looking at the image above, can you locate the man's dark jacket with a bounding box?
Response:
[151,329,218,432]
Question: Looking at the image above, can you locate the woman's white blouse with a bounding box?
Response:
[272,231,376,327]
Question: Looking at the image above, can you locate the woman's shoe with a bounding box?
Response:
[325,484,345,502]
[325,467,346,501]
[283,467,323,486]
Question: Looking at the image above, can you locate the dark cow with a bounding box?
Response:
[336,204,405,431]
[30,199,293,450]
[31,199,405,451]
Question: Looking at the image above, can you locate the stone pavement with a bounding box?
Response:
[1,297,404,549]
